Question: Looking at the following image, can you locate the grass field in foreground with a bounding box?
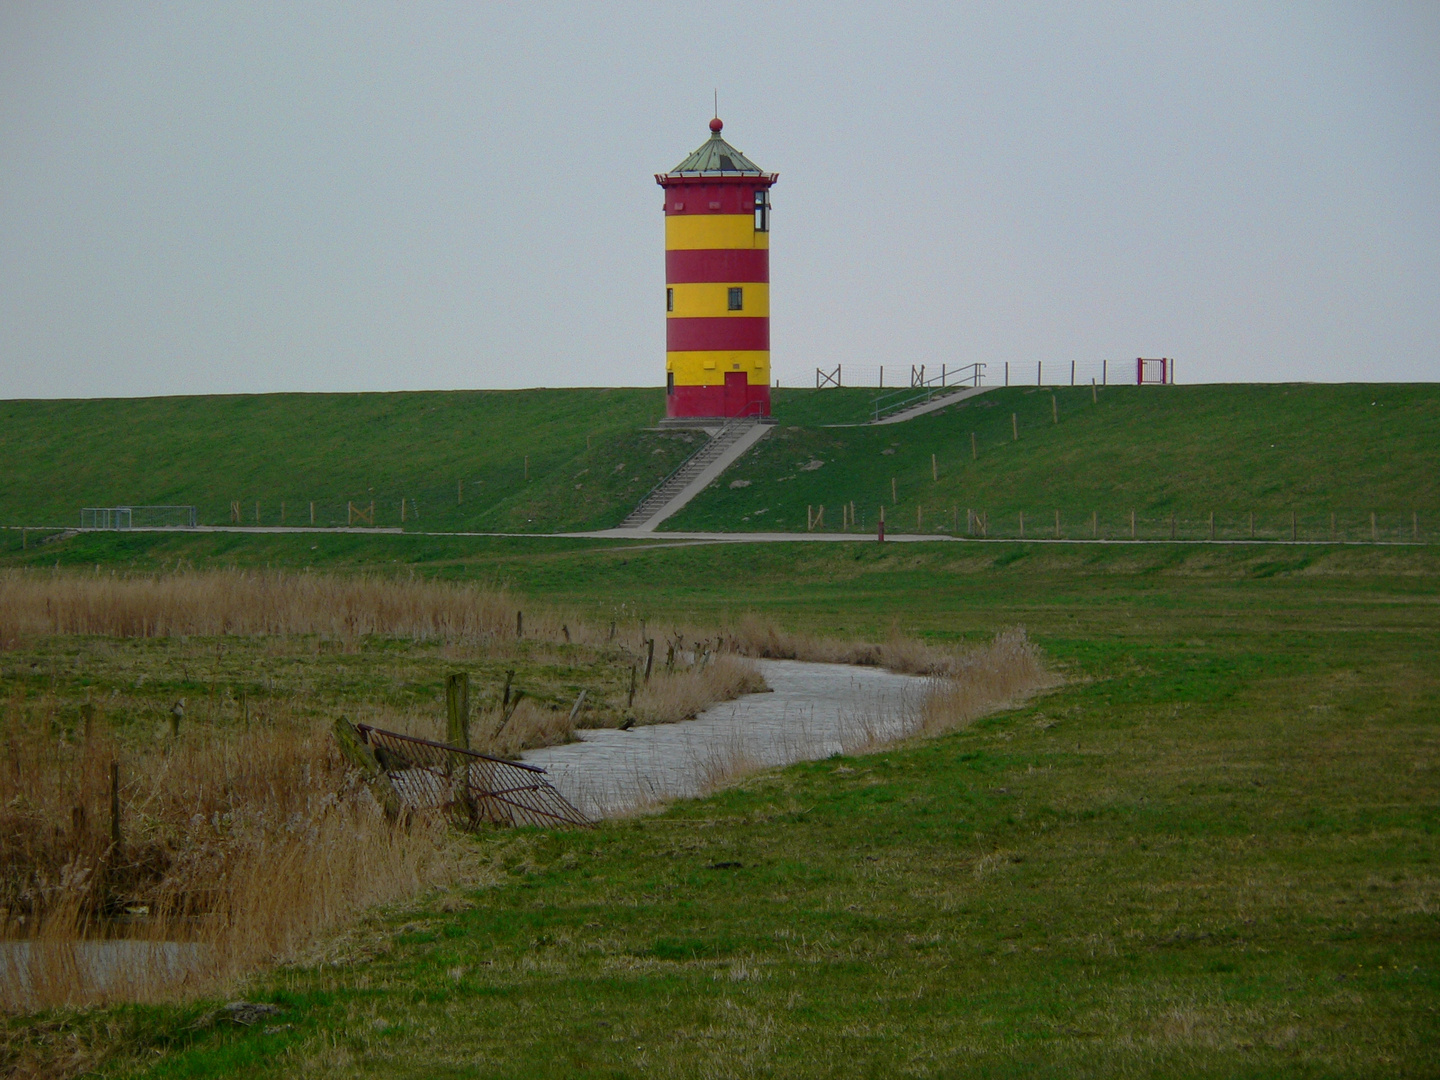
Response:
[2,536,1435,1078]
[665,383,1440,538]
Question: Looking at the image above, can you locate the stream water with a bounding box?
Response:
[523,659,930,819]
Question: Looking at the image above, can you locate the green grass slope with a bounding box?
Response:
[0,389,705,533]
[666,383,1440,539]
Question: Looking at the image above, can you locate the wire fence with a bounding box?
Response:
[804,507,1430,544]
[794,358,1161,390]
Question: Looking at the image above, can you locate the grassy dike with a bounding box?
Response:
[2,534,1436,1077]
[664,383,1440,537]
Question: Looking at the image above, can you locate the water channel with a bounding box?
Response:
[523,659,930,819]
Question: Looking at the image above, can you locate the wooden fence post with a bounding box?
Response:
[516,610,523,638]
[891,478,897,505]
[310,501,315,525]
[1209,512,1214,540]
[1012,413,1018,441]
[524,455,529,482]
[109,760,121,848]
[1052,396,1058,424]
[916,505,922,529]
[1130,509,1136,539]
[971,432,978,460]
[1019,511,1025,538]
[1055,510,1061,539]
[445,672,470,748]
[931,453,938,482]
[1091,378,1097,404]
[645,639,655,682]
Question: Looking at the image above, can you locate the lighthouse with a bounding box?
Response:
[657,118,777,419]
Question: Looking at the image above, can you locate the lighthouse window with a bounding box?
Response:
[666,287,673,312]
[728,287,744,311]
[753,189,770,232]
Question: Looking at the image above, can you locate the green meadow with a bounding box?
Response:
[2,533,1437,1077]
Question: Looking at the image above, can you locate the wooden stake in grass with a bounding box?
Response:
[1091,378,1097,404]
[1130,509,1136,539]
[232,501,241,524]
[1055,510,1061,539]
[931,453,938,482]
[1292,511,1298,542]
[567,689,587,725]
[1051,396,1058,424]
[628,663,638,707]
[971,432,978,460]
[445,672,470,748]
[1092,510,1098,539]
[516,610,523,638]
[1019,511,1025,538]
[645,638,655,682]
[524,455,529,482]
[1012,413,1018,441]
[109,760,121,849]
[891,478,897,505]
[1209,512,1214,540]
[309,501,315,525]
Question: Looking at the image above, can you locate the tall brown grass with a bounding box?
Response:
[0,569,522,642]
[631,655,768,727]
[0,707,454,1010]
[724,614,963,675]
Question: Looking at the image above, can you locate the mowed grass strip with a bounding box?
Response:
[9,542,1432,1078]
[666,383,1440,535]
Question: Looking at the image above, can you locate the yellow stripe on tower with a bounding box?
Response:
[665,214,770,250]
[667,282,769,318]
[666,351,771,385]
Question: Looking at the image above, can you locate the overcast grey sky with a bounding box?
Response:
[1,2,1436,398]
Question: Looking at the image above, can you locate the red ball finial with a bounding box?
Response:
[709,117,723,133]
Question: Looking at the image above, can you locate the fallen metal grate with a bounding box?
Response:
[354,723,591,829]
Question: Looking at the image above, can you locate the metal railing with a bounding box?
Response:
[354,723,591,829]
[871,362,986,421]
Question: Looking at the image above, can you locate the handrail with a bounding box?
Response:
[624,414,759,523]
[872,362,986,421]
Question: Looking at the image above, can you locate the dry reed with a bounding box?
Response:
[632,655,768,727]
[0,709,455,1010]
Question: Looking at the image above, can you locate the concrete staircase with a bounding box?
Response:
[619,418,771,531]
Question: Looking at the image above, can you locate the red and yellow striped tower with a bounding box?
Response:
[657,117,777,419]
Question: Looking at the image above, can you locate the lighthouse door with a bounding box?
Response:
[723,371,748,417]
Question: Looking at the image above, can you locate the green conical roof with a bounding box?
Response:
[668,128,764,175]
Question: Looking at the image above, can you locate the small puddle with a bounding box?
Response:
[0,940,212,1004]
[524,659,928,818]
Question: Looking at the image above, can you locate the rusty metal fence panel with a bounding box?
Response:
[354,724,591,829]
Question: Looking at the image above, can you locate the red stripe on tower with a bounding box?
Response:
[665,249,769,284]
[666,317,770,352]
